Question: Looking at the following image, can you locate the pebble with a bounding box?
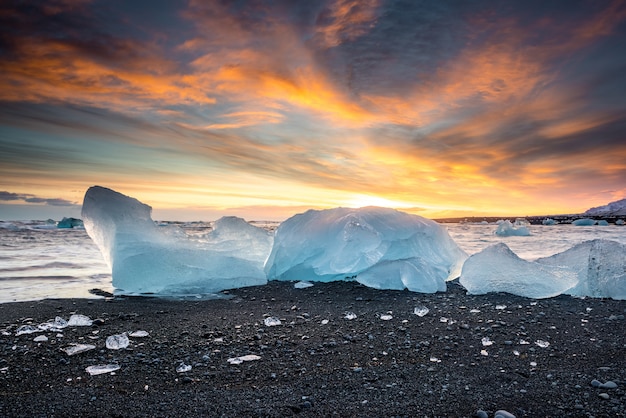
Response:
[598,393,610,400]
[474,410,488,418]
[494,410,516,418]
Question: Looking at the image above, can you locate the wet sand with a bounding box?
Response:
[0,281,624,417]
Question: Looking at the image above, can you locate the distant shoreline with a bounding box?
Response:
[434,215,625,224]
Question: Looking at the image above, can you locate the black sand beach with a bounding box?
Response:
[1,281,624,417]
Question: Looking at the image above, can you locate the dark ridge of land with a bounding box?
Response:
[434,215,625,224]
[1,281,624,417]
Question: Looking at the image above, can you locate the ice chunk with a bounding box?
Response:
[227,354,261,364]
[459,243,578,298]
[572,218,596,226]
[39,316,68,331]
[15,325,40,336]
[265,207,467,293]
[106,333,129,349]
[413,306,429,317]
[82,186,271,295]
[344,312,357,320]
[597,220,609,226]
[68,314,92,326]
[542,218,557,225]
[616,219,625,226]
[176,363,192,373]
[294,281,314,289]
[57,217,83,228]
[33,335,48,342]
[537,239,626,300]
[129,330,149,338]
[494,220,530,236]
[62,343,96,356]
[263,317,281,327]
[86,364,120,375]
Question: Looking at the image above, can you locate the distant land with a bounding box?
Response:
[435,197,626,224]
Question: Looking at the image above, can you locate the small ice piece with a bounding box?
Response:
[106,333,129,349]
[513,350,520,356]
[265,207,467,292]
[470,309,481,313]
[39,316,68,331]
[33,335,48,342]
[535,340,550,348]
[460,243,578,299]
[227,354,261,364]
[379,314,393,321]
[321,319,329,325]
[264,317,282,327]
[86,364,120,376]
[429,357,441,363]
[68,314,93,326]
[294,281,314,289]
[62,343,96,356]
[439,317,448,323]
[519,339,530,345]
[495,305,507,310]
[344,312,357,320]
[176,363,192,373]
[129,330,149,337]
[542,218,557,225]
[413,306,429,317]
[494,220,530,236]
[494,410,516,418]
[16,325,40,336]
[530,361,537,367]
[480,350,489,356]
[481,337,494,346]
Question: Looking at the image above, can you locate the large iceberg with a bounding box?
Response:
[264,207,467,292]
[459,243,578,298]
[537,239,626,300]
[81,186,272,295]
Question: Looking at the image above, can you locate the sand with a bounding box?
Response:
[1,281,624,417]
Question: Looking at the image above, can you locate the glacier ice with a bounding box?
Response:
[264,207,467,293]
[459,243,578,298]
[542,218,557,225]
[572,218,596,226]
[537,239,626,300]
[495,220,531,236]
[82,186,272,295]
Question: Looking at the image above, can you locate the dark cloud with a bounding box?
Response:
[0,191,75,206]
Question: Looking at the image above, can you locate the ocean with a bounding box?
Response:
[1,220,624,304]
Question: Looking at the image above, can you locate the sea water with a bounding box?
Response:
[0,220,624,303]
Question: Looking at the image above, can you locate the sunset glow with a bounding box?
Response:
[1,0,625,221]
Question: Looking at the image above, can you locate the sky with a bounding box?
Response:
[1,0,626,221]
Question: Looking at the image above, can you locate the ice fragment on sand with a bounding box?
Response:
[459,243,578,298]
[86,364,120,376]
[62,344,96,356]
[264,317,281,327]
[81,186,271,295]
[15,325,39,336]
[480,350,488,356]
[481,337,494,346]
[33,335,48,342]
[106,333,129,350]
[413,306,429,317]
[344,312,357,320]
[176,363,192,373]
[227,354,261,364]
[294,281,313,289]
[265,207,467,292]
[38,317,68,331]
[537,239,626,300]
[321,319,329,325]
[129,330,149,337]
[379,314,393,321]
[68,314,93,326]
